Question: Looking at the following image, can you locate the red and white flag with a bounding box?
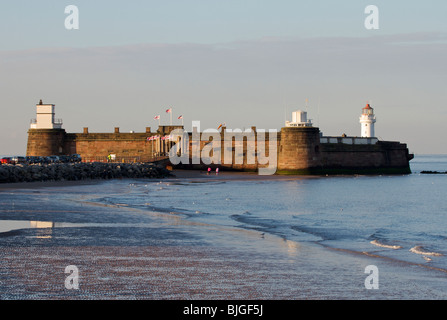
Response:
[154,115,160,120]
[166,108,172,113]
[178,115,183,119]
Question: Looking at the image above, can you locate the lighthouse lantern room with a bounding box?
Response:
[359,103,376,138]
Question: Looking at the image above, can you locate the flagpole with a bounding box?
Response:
[171,108,173,126]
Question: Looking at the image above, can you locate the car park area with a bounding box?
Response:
[1,154,82,165]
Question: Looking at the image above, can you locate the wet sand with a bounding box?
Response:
[0,245,308,300]
[0,242,386,300]
[1,169,446,300]
[0,169,311,191]
[0,179,101,190]
[169,169,319,181]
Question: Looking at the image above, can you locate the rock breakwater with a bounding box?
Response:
[0,162,172,183]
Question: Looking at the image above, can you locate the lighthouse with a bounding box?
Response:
[359,103,376,137]
[285,110,313,127]
[30,100,63,129]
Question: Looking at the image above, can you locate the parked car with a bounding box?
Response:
[11,156,26,164]
[70,154,82,163]
[1,157,12,164]
[47,156,60,163]
[26,156,40,164]
[58,155,71,163]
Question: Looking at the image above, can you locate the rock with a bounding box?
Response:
[0,162,172,184]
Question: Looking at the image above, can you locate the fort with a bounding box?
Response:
[26,100,414,175]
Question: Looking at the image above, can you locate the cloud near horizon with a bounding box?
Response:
[1,32,446,155]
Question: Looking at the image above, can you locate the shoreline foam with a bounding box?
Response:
[410,246,443,257]
[370,240,403,249]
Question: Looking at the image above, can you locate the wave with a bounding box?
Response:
[370,240,402,249]
[409,246,443,257]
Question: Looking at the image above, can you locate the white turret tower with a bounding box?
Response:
[285,110,313,127]
[359,103,376,137]
[30,99,63,129]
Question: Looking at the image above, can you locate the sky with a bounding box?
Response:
[1,0,447,155]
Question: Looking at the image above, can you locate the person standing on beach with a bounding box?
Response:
[207,167,211,175]
[216,168,219,175]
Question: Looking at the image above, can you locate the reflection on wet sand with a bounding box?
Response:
[0,220,55,238]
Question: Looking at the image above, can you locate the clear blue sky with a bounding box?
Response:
[1,1,447,155]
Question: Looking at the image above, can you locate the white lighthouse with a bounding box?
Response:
[30,99,63,129]
[285,110,313,127]
[359,103,376,137]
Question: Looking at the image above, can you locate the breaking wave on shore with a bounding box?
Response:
[410,246,443,257]
[370,240,402,249]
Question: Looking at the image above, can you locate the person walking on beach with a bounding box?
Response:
[216,168,219,175]
[207,167,211,175]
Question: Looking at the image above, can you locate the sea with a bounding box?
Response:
[0,154,447,300]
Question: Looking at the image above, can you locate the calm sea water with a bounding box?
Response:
[102,154,447,261]
[1,154,447,299]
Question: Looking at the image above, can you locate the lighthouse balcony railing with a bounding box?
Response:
[30,119,37,129]
[285,121,313,128]
[30,118,63,124]
[29,118,63,129]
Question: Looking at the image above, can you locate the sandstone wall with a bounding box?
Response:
[26,127,413,174]
[276,127,322,174]
[26,129,66,157]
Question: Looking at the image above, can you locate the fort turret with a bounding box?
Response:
[26,100,66,157]
[277,109,322,174]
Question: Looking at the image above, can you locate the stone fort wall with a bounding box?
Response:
[26,125,413,174]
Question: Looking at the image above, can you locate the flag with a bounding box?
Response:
[166,108,172,113]
[178,115,183,119]
[154,115,160,120]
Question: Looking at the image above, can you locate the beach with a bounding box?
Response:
[1,160,447,300]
